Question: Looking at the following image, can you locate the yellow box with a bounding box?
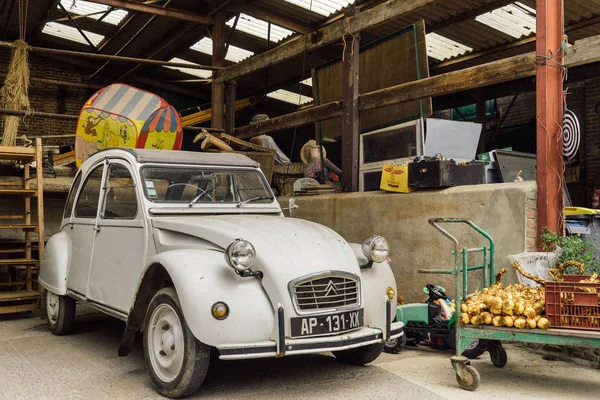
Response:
[380,163,415,193]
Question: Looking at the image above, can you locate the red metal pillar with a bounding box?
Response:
[536,0,565,240]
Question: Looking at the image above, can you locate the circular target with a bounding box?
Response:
[563,109,580,160]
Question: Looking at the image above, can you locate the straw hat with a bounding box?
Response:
[300,140,326,165]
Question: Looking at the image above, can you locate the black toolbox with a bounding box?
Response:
[408,159,486,188]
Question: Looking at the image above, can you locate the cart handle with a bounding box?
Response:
[428,218,495,281]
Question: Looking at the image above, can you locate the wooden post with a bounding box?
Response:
[224,81,237,133]
[212,13,226,129]
[476,95,486,154]
[341,8,361,192]
[536,0,565,240]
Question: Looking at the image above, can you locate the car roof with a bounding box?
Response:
[97,148,259,168]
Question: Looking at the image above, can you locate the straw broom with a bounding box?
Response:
[0,40,30,147]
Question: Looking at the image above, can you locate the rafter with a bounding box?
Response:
[86,0,214,25]
[235,4,311,35]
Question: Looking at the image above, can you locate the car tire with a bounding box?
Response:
[143,287,210,399]
[384,333,407,354]
[44,289,76,335]
[333,343,384,365]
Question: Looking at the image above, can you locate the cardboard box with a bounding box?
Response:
[380,164,415,193]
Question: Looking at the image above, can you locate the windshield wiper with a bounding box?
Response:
[236,196,274,208]
[188,184,217,207]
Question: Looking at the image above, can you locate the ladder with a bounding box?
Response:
[0,139,44,314]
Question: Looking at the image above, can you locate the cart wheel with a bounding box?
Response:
[384,333,407,354]
[456,365,480,391]
[490,344,508,368]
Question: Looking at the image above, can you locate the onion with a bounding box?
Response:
[526,318,537,329]
[537,317,550,329]
[461,313,470,325]
[503,315,514,327]
[514,317,527,329]
[492,316,503,327]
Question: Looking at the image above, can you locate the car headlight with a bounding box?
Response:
[362,235,389,263]
[225,239,255,272]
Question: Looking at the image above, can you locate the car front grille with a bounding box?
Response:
[292,274,360,312]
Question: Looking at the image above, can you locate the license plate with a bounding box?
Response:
[290,309,364,338]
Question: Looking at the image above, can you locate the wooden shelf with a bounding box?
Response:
[0,189,37,197]
[0,281,25,287]
[0,249,25,254]
[0,258,38,265]
[0,290,39,302]
[0,146,36,162]
[0,225,38,232]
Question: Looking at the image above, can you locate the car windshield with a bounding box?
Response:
[140,166,273,204]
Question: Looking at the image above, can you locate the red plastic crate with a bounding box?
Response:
[545,275,600,331]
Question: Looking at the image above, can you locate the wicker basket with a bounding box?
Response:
[236,151,275,183]
[273,162,305,175]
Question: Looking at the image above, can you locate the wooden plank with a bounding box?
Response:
[0,281,26,287]
[0,189,37,196]
[341,8,360,192]
[0,225,38,231]
[87,0,214,25]
[212,13,226,129]
[224,81,237,133]
[235,101,343,139]
[0,249,24,253]
[0,145,36,161]
[238,4,311,35]
[215,0,434,82]
[0,302,39,314]
[0,215,24,220]
[0,289,39,302]
[0,258,38,265]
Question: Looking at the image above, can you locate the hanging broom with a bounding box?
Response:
[0,40,30,147]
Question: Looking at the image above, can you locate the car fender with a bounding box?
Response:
[39,232,71,295]
[143,249,275,347]
[349,243,396,329]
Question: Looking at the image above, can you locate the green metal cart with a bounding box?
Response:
[425,218,600,391]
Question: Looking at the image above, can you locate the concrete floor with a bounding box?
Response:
[1,308,600,400]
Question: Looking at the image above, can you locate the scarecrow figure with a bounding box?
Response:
[301,140,342,190]
[248,114,291,164]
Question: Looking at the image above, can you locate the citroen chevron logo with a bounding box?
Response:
[324,280,340,297]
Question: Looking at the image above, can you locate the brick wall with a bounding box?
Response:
[0,47,93,148]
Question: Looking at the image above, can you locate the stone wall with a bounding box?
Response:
[281,182,537,302]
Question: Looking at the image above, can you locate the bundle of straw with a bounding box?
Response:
[0,40,30,146]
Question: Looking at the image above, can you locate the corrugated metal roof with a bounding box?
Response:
[426,32,473,61]
[267,89,312,104]
[190,37,255,63]
[59,0,128,26]
[164,58,213,79]
[41,21,104,46]
[283,0,357,17]
[226,13,293,43]
[475,2,536,39]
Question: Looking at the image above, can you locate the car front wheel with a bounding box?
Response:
[143,287,210,399]
[45,290,76,335]
[333,342,384,365]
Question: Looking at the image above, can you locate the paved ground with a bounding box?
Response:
[2,308,600,399]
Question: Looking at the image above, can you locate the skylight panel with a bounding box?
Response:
[42,22,104,46]
[59,0,128,26]
[475,2,536,39]
[226,13,293,43]
[426,33,472,61]
[284,0,356,17]
[164,58,213,79]
[267,89,312,105]
[300,77,312,86]
[190,37,254,63]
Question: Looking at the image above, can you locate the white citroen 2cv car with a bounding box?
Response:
[40,148,403,398]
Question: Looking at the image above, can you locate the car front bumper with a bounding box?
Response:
[217,299,404,360]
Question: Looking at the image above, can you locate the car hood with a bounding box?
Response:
[152,215,362,315]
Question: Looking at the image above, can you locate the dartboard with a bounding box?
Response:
[562,109,580,160]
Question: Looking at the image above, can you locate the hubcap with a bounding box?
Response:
[46,291,60,325]
[148,304,185,383]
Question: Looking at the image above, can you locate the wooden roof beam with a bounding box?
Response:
[215,0,435,83]
[235,4,312,35]
[87,0,214,25]
[233,33,600,139]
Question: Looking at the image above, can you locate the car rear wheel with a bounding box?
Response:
[333,342,384,365]
[45,290,76,335]
[143,287,210,399]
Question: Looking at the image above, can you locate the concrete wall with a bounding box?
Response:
[281,182,537,303]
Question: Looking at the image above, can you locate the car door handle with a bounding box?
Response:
[93,226,101,232]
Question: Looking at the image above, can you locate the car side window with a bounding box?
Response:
[63,173,82,219]
[74,164,104,219]
[103,164,138,219]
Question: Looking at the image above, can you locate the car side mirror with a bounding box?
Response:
[281,198,298,217]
